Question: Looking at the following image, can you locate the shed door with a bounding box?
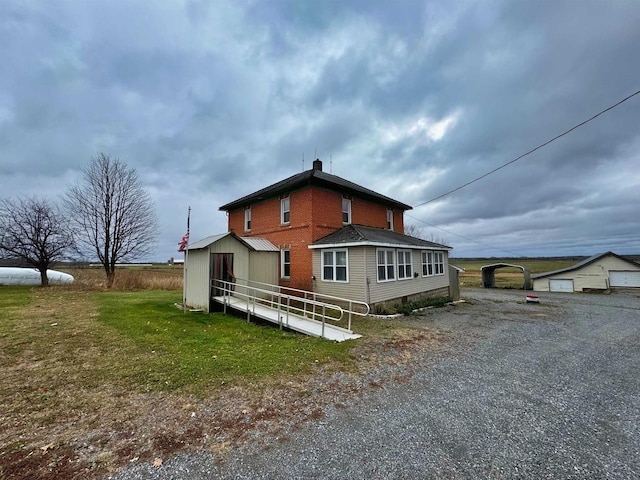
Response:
[211,253,234,297]
[609,271,640,287]
[549,279,574,292]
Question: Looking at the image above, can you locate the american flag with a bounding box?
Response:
[177,232,189,252]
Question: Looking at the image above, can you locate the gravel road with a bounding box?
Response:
[108,289,640,479]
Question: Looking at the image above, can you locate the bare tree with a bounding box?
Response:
[0,197,75,286]
[404,224,425,239]
[404,224,448,246]
[65,153,158,288]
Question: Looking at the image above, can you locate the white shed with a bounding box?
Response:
[184,233,279,312]
[532,252,640,292]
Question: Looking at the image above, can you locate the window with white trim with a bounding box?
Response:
[244,206,251,231]
[281,249,290,278]
[434,252,445,275]
[342,197,351,224]
[281,195,290,224]
[422,251,434,276]
[377,249,395,282]
[422,251,444,276]
[386,209,394,230]
[397,250,413,280]
[322,249,348,282]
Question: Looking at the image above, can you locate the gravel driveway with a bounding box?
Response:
[109,289,640,479]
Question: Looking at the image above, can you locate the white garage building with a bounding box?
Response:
[532,252,640,293]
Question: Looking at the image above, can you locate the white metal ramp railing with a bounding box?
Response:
[233,278,370,331]
[211,278,369,340]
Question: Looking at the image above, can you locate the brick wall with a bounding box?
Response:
[227,184,407,291]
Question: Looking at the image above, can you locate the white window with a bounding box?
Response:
[387,209,394,230]
[434,252,445,275]
[244,206,251,231]
[322,249,348,282]
[281,195,290,224]
[422,251,444,276]
[342,197,351,224]
[397,250,413,280]
[377,249,395,282]
[422,251,433,276]
[281,249,290,278]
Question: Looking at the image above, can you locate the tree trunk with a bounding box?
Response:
[39,268,49,287]
[106,269,116,289]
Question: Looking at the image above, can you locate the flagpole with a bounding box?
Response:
[183,206,191,313]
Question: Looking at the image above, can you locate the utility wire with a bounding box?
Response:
[405,213,525,258]
[414,88,640,207]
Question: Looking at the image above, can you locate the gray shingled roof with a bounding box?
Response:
[219,162,412,211]
[309,224,451,250]
[531,251,640,279]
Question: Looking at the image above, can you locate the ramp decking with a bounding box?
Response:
[212,295,361,342]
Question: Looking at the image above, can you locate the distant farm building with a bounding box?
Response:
[532,252,640,292]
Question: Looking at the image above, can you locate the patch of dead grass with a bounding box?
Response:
[59,267,183,291]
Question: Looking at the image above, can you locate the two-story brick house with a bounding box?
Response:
[219,159,409,290]
[211,159,452,308]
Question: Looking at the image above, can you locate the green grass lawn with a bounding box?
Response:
[0,288,355,403]
[0,283,461,478]
[0,285,33,309]
[94,290,353,393]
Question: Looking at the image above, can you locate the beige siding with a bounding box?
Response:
[533,254,640,292]
[312,247,450,305]
[368,248,450,304]
[185,248,211,311]
[249,251,279,286]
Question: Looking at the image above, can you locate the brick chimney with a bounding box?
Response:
[312,159,322,171]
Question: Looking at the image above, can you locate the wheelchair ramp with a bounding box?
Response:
[212,295,361,342]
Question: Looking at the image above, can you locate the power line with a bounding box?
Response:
[405,213,525,258]
[414,88,640,207]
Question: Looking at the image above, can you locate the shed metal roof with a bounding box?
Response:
[187,233,229,250]
[309,224,451,250]
[219,161,412,212]
[240,237,280,252]
[187,232,278,252]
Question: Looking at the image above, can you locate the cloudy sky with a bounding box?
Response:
[1,0,639,260]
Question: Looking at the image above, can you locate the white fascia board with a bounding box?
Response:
[309,241,452,251]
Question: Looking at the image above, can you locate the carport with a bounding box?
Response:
[481,263,532,290]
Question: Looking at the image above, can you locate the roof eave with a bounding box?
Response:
[309,241,452,250]
[219,170,412,212]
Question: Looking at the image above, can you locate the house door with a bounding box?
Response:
[211,253,235,297]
